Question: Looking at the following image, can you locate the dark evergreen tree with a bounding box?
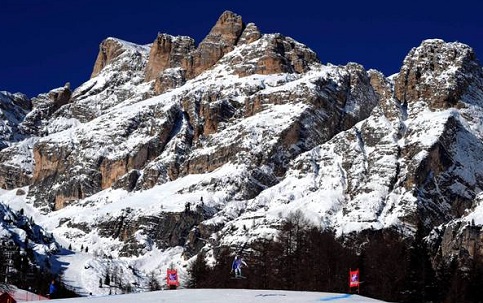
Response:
[210,249,234,288]
[148,271,161,291]
[276,210,310,290]
[249,238,278,289]
[360,230,409,302]
[400,223,437,303]
[315,228,356,293]
[442,259,467,303]
[104,272,111,286]
[466,253,483,303]
[187,251,211,288]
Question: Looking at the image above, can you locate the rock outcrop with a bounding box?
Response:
[144,34,195,82]
[394,39,482,110]
[91,38,131,78]
[0,91,31,150]
[49,37,153,128]
[19,83,72,136]
[144,11,247,94]
[185,10,245,78]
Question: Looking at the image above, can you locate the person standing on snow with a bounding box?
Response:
[231,255,247,277]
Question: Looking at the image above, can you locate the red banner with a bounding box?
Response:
[167,269,180,287]
[349,269,360,288]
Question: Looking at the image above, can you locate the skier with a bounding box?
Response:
[48,279,57,299]
[231,255,247,278]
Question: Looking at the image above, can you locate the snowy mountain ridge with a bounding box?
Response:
[1,11,483,296]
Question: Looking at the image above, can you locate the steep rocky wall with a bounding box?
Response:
[394,39,481,110]
[184,10,245,79]
[0,91,31,149]
[146,11,247,94]
[91,38,129,78]
[89,208,211,257]
[144,34,195,82]
[28,103,182,210]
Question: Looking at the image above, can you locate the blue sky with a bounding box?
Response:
[1,0,482,97]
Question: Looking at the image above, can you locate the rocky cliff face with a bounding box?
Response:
[144,34,195,83]
[144,11,316,95]
[394,39,481,110]
[1,11,483,276]
[0,91,31,149]
[91,38,134,78]
[73,38,152,123]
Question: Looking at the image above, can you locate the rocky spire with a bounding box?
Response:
[200,10,245,51]
[90,38,127,78]
[394,39,482,109]
[186,10,245,78]
[238,23,262,45]
[144,34,196,82]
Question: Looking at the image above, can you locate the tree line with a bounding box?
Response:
[188,211,483,303]
[0,239,78,299]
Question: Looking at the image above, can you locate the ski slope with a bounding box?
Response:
[48,289,387,303]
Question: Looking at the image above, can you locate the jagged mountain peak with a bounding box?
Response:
[409,39,478,67]
[96,11,318,95]
[144,10,251,91]
[201,10,245,48]
[394,38,483,110]
[91,37,151,78]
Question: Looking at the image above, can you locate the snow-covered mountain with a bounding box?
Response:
[1,10,483,296]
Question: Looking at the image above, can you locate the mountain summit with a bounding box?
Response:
[1,10,483,297]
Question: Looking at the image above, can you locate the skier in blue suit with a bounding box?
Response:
[48,280,57,299]
[231,255,247,278]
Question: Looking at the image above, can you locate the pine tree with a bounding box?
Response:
[104,272,111,286]
[187,251,210,288]
[441,258,466,302]
[249,238,277,289]
[466,253,483,302]
[276,210,311,289]
[361,229,409,302]
[148,271,161,291]
[400,224,437,303]
[210,248,234,288]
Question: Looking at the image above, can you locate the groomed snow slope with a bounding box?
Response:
[48,289,387,303]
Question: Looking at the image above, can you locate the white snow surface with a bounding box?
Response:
[45,289,386,303]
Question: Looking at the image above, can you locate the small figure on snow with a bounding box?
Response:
[48,279,57,299]
[231,255,247,278]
